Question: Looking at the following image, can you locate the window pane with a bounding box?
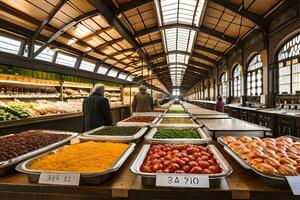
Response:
[80,60,95,72]
[107,69,118,77]
[55,52,77,67]
[118,73,127,80]
[97,66,109,74]
[34,45,55,62]
[0,35,21,54]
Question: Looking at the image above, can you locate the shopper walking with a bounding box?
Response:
[216,96,225,112]
[132,85,154,112]
[82,84,113,132]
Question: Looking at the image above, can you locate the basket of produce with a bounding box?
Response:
[16,140,136,185]
[117,116,159,127]
[82,126,148,142]
[0,130,79,176]
[145,127,211,144]
[218,135,300,187]
[156,117,199,128]
[132,112,163,117]
[130,144,232,186]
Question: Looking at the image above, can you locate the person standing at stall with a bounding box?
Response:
[132,85,154,112]
[82,84,113,132]
[216,96,225,112]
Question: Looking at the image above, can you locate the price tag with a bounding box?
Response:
[39,172,80,186]
[287,176,300,195]
[156,174,209,188]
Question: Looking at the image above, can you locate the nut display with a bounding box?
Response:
[90,126,142,136]
[140,144,221,174]
[0,131,70,162]
[153,128,199,139]
[28,141,128,172]
[161,117,192,124]
[124,116,155,123]
[223,136,300,176]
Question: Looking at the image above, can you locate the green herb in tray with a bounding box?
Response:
[91,127,142,136]
[153,128,199,139]
[166,109,186,113]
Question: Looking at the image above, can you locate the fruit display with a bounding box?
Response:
[160,117,192,124]
[0,100,82,121]
[28,141,128,173]
[166,110,187,113]
[223,136,300,176]
[153,128,199,139]
[90,126,142,136]
[124,116,155,123]
[140,144,221,174]
[153,108,166,112]
[0,131,70,162]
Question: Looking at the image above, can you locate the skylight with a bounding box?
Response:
[158,0,205,87]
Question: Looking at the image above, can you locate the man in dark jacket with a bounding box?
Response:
[82,84,113,132]
[132,85,154,112]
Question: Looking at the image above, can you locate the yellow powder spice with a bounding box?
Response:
[28,141,128,173]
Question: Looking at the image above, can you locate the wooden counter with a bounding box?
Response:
[0,140,298,200]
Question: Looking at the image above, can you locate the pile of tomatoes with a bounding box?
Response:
[140,144,221,174]
[125,116,155,123]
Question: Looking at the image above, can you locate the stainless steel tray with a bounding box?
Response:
[133,112,163,118]
[16,139,136,185]
[217,136,300,187]
[130,144,232,186]
[145,127,211,144]
[162,113,191,118]
[81,126,148,142]
[0,130,79,176]
[155,117,200,128]
[116,116,160,127]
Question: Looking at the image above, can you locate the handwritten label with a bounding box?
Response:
[156,174,209,188]
[39,172,80,186]
[287,176,300,195]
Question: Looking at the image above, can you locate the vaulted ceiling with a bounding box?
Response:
[0,0,286,92]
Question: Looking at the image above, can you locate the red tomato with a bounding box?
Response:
[182,165,190,173]
[193,152,202,158]
[172,157,181,164]
[190,167,202,174]
[207,159,216,165]
[188,161,198,168]
[178,160,186,167]
[202,169,212,174]
[170,163,180,172]
[151,159,161,165]
[201,151,211,158]
[174,170,185,173]
[181,157,190,164]
[163,168,170,173]
[144,161,151,166]
[172,149,180,155]
[208,165,220,173]
[198,146,207,151]
[150,154,160,160]
[156,170,163,173]
[187,155,196,161]
[165,154,172,160]
[163,160,171,167]
[200,155,209,161]
[142,165,152,173]
[198,161,210,169]
[158,151,166,157]
[187,147,195,155]
[152,164,163,171]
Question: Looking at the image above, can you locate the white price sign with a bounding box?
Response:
[287,176,300,195]
[39,172,80,186]
[156,174,209,188]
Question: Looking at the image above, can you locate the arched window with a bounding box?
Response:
[278,34,300,94]
[247,54,263,96]
[232,65,241,97]
[219,72,227,97]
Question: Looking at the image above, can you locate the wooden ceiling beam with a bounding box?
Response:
[193,44,223,57]
[115,0,153,14]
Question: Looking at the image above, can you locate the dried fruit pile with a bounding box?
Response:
[140,144,221,174]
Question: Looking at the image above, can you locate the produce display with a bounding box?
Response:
[0,100,82,121]
[90,126,142,136]
[140,144,221,174]
[0,131,70,162]
[160,117,192,124]
[124,116,155,123]
[153,108,166,112]
[166,110,187,113]
[223,136,300,176]
[153,128,199,139]
[28,141,128,173]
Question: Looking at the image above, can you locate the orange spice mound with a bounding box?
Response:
[28,141,128,172]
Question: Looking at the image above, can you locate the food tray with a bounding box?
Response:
[145,127,211,144]
[116,116,160,127]
[0,130,79,176]
[81,126,148,142]
[130,144,232,186]
[133,112,163,117]
[217,136,300,187]
[162,113,191,118]
[155,117,200,128]
[16,139,136,185]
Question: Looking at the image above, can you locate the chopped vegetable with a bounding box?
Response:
[166,110,187,113]
[161,117,192,124]
[125,116,155,123]
[91,126,142,136]
[154,128,199,139]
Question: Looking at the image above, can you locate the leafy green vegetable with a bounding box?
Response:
[153,128,199,139]
[91,126,142,136]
